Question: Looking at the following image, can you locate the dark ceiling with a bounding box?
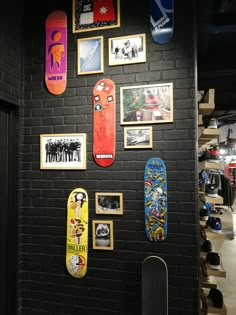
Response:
[197,0,236,124]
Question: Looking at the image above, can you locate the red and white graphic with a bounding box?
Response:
[80,0,115,25]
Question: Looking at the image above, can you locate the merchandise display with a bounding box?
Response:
[206,252,221,270]
[206,216,222,233]
[144,157,167,241]
[208,288,223,308]
[45,10,67,95]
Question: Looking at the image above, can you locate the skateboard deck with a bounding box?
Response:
[45,10,67,95]
[142,256,168,315]
[93,78,116,167]
[144,157,167,241]
[66,188,88,278]
[150,0,174,45]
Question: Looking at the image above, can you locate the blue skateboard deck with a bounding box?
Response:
[142,256,168,315]
[144,157,167,241]
[150,0,174,45]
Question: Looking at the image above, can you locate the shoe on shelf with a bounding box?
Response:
[208,288,223,308]
[200,239,213,253]
[206,145,220,163]
[206,217,222,233]
[200,207,209,221]
[207,118,218,129]
[206,252,221,270]
[205,184,219,197]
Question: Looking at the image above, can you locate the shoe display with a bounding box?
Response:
[206,252,221,270]
[208,288,223,308]
[207,118,218,129]
[205,173,220,197]
[206,145,220,163]
[200,207,209,221]
[206,216,222,233]
[200,239,213,252]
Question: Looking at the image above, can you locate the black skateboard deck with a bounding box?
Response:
[142,256,168,315]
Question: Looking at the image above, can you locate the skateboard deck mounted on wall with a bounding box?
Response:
[66,188,88,278]
[93,78,116,167]
[144,157,167,241]
[142,256,168,315]
[150,0,174,45]
[45,10,67,95]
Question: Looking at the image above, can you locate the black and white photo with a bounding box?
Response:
[124,126,153,149]
[92,220,114,250]
[95,192,123,215]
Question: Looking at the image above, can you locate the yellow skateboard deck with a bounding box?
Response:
[66,188,88,278]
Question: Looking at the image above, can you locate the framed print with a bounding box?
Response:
[95,192,123,215]
[92,220,114,250]
[108,33,146,66]
[77,36,104,75]
[72,0,120,33]
[124,126,153,149]
[40,133,87,170]
[120,82,173,125]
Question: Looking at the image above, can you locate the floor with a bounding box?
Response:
[206,201,236,315]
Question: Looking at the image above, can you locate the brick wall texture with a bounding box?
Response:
[1,0,199,314]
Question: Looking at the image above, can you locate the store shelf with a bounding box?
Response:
[198,89,215,115]
[206,264,226,278]
[198,128,221,148]
[198,192,224,204]
[199,161,223,170]
[202,276,217,289]
[206,296,227,314]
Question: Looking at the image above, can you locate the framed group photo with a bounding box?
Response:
[120,82,173,125]
[124,126,153,149]
[108,33,146,66]
[72,0,120,33]
[40,133,87,170]
[92,220,114,250]
[77,36,104,75]
[95,192,123,215]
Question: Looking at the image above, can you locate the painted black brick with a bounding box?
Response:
[15,1,200,315]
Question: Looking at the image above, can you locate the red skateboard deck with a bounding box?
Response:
[93,78,116,167]
[45,10,67,95]
[66,188,88,278]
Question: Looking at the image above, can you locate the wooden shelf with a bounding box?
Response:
[198,89,215,115]
[206,296,227,314]
[198,192,224,204]
[206,264,226,278]
[199,161,223,170]
[198,128,221,147]
[202,276,217,289]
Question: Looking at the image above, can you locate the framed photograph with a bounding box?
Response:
[40,133,87,170]
[72,0,120,33]
[77,36,104,75]
[124,126,153,149]
[92,220,114,250]
[95,192,123,215]
[108,33,146,66]
[120,82,173,125]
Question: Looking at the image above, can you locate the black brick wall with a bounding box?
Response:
[18,0,199,314]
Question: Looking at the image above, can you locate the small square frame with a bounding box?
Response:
[108,33,146,66]
[120,82,173,125]
[40,133,87,170]
[124,126,153,149]
[95,192,123,215]
[77,36,104,75]
[92,220,114,250]
[72,0,120,33]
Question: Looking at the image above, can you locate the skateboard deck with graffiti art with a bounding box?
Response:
[144,157,167,241]
[45,10,67,95]
[66,188,88,278]
[150,0,174,45]
[93,78,116,167]
[142,256,168,315]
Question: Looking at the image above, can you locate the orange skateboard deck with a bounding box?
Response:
[66,188,88,278]
[45,10,67,95]
[93,78,116,167]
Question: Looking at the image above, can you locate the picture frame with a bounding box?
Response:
[92,220,114,250]
[120,82,173,125]
[40,133,87,170]
[77,36,104,75]
[72,0,120,33]
[95,192,123,215]
[108,33,146,66]
[124,126,153,149]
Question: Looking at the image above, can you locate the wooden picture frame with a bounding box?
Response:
[108,33,146,66]
[95,192,123,215]
[120,82,173,125]
[40,133,87,170]
[124,126,153,149]
[77,36,104,75]
[72,0,120,33]
[92,220,114,250]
